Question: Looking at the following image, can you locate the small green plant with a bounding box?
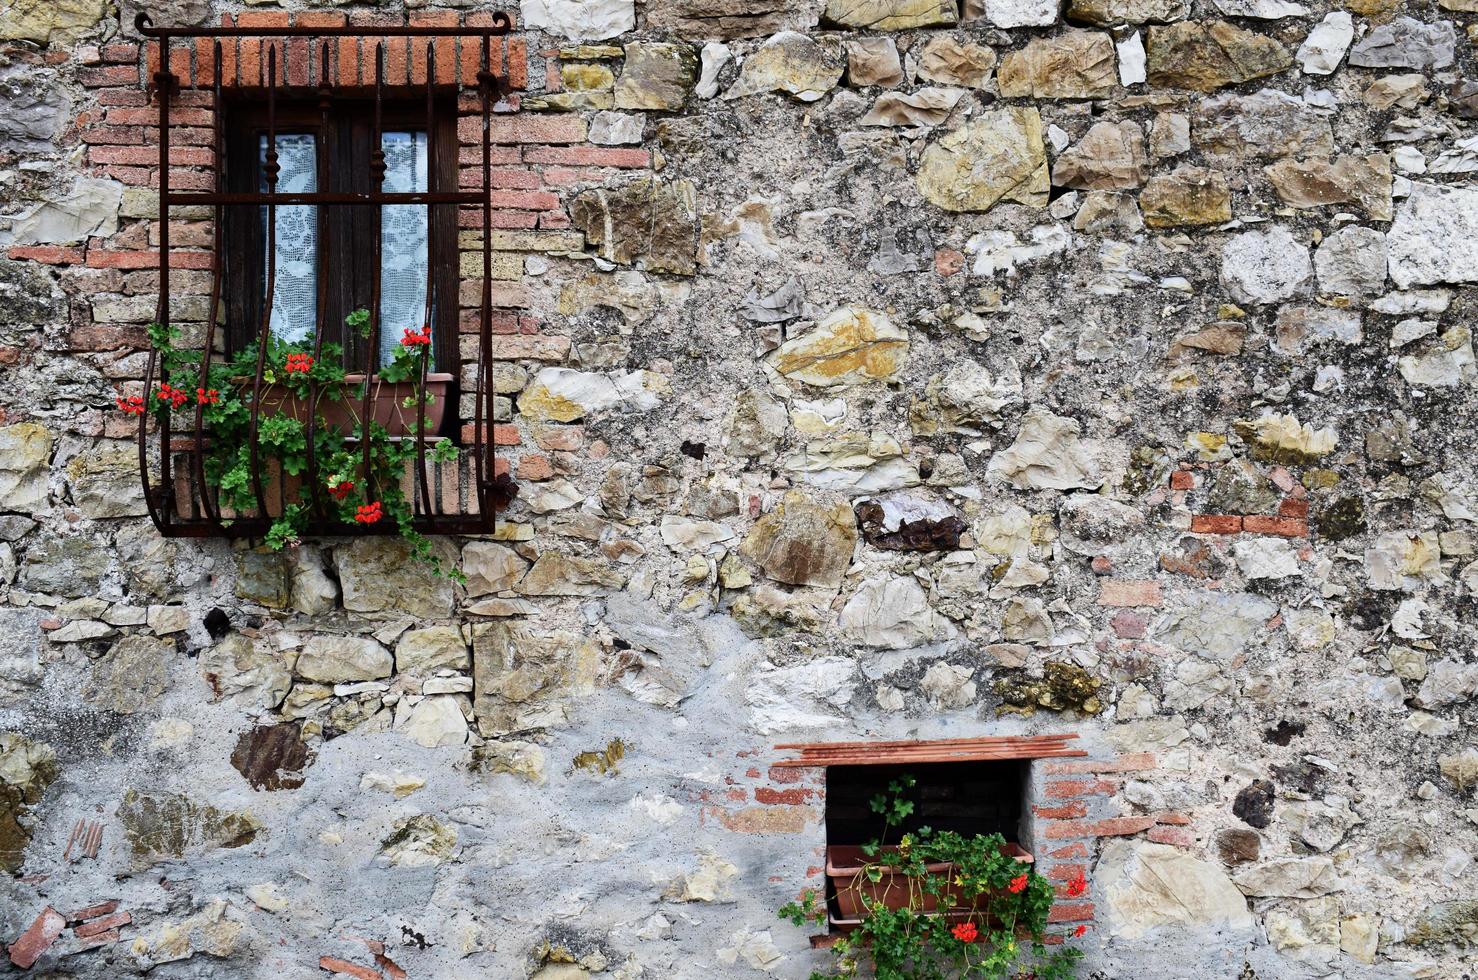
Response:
[124,313,462,580]
[779,775,1085,980]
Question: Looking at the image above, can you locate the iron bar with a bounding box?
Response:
[245,45,279,517]
[362,41,386,504]
[474,34,492,518]
[304,40,332,522]
[162,191,484,206]
[136,13,511,38]
[190,41,226,529]
[414,40,435,519]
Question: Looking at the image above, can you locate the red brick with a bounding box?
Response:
[1147,826,1196,848]
[80,65,139,87]
[1047,863,1088,881]
[1044,778,1115,799]
[100,43,139,63]
[95,89,150,107]
[86,250,213,270]
[514,454,553,481]
[66,901,120,923]
[1190,514,1241,534]
[1043,816,1156,840]
[7,246,84,265]
[237,10,291,28]
[705,804,817,834]
[82,126,144,145]
[1169,470,1195,490]
[69,325,150,351]
[1154,811,1193,826]
[539,211,571,229]
[461,113,587,145]
[1243,515,1307,537]
[89,145,212,167]
[1278,497,1309,518]
[507,38,528,89]
[1048,842,1090,859]
[318,957,381,980]
[76,929,121,949]
[1097,580,1162,607]
[755,786,815,805]
[7,907,65,969]
[490,189,563,210]
[1033,801,1088,820]
[1045,753,1157,775]
[523,145,651,168]
[73,911,131,938]
[1047,902,1094,924]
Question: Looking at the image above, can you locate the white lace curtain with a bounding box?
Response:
[261,131,430,367]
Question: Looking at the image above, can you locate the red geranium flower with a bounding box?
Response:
[400,325,431,348]
[116,395,146,415]
[196,387,220,405]
[1073,925,1088,938]
[1008,874,1029,894]
[951,922,978,943]
[156,383,189,409]
[1065,872,1088,898]
[354,501,382,524]
[329,479,355,501]
[284,352,314,374]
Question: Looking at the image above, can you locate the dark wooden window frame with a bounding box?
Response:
[221,92,460,378]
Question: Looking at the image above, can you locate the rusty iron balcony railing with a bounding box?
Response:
[134,13,518,539]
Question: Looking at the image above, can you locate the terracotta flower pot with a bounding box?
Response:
[234,373,454,438]
[826,843,1033,923]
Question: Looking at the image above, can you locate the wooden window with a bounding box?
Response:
[221,95,459,376]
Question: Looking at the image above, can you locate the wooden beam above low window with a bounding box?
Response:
[772,734,1087,768]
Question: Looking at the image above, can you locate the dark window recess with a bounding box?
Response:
[221,97,460,380]
[825,760,1029,847]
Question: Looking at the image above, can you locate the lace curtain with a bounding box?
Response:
[260,133,317,345]
[379,131,429,368]
[262,130,430,368]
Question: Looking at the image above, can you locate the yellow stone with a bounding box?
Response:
[765,306,908,387]
[916,108,1048,213]
[561,63,616,92]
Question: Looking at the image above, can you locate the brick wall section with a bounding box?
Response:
[708,748,1194,942]
[5,11,647,487]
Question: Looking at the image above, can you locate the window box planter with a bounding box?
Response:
[826,842,1033,924]
[235,372,455,438]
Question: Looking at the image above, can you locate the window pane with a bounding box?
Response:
[259,133,318,345]
[379,131,429,368]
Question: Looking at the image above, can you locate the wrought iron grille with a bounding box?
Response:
[134,12,518,539]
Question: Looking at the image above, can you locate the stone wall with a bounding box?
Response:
[2,0,1477,977]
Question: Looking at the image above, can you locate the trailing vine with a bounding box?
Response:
[124,312,463,580]
[779,775,1086,980]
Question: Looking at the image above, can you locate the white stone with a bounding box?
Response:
[1398,328,1476,387]
[296,635,393,683]
[839,575,951,650]
[521,0,634,40]
[1366,531,1443,591]
[696,42,731,100]
[660,516,735,551]
[987,407,1102,491]
[1155,593,1279,662]
[972,0,1060,28]
[966,225,1071,276]
[245,883,289,913]
[1388,182,1478,288]
[1297,13,1354,75]
[396,695,469,748]
[587,111,644,146]
[920,662,976,709]
[7,177,121,244]
[1220,227,1313,305]
[1100,840,1254,940]
[1234,538,1300,580]
[360,770,426,797]
[1314,224,1387,298]
[1117,32,1146,86]
[1212,0,1307,17]
[1235,857,1343,898]
[745,656,857,734]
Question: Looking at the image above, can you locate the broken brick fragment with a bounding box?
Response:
[8,907,65,969]
[319,956,383,980]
